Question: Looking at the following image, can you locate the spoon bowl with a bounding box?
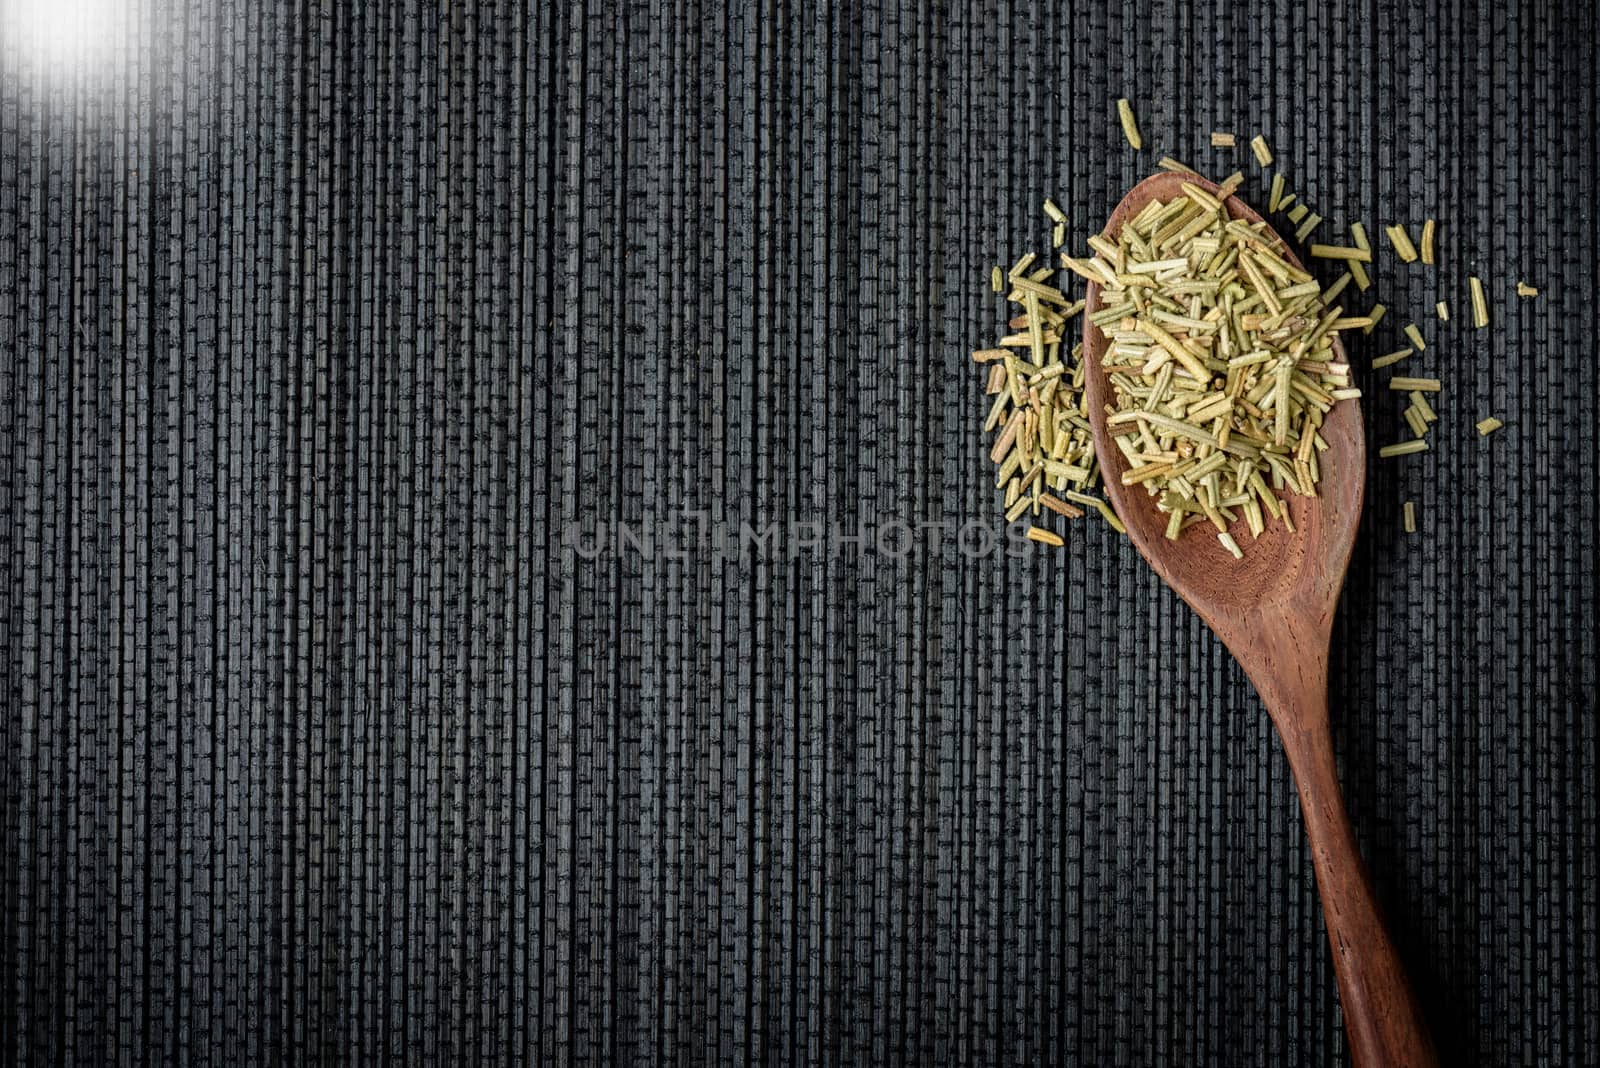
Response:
[1083,171,1363,622]
[1081,172,1437,1068]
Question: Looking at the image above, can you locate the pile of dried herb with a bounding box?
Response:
[972,245,1126,543]
[1064,183,1364,557]
[975,102,1527,550]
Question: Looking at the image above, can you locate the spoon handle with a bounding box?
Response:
[1281,724,1438,1068]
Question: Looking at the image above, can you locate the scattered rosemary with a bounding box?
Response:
[1516,281,1538,297]
[973,155,1481,553]
[1310,243,1372,262]
[1389,376,1442,392]
[972,208,1125,545]
[1118,99,1143,149]
[1386,224,1419,263]
[1348,258,1371,292]
[1065,490,1127,534]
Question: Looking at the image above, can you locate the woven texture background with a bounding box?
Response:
[2,1,1597,1064]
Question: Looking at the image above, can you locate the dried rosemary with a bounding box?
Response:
[1082,183,1360,555]
[1470,276,1489,328]
[1386,224,1419,263]
[972,214,1119,546]
[1118,98,1143,149]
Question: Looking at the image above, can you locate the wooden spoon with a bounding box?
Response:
[1081,172,1437,1068]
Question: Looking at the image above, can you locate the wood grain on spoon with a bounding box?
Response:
[1081,172,1438,1068]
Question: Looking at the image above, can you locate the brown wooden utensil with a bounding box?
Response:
[1081,172,1438,1068]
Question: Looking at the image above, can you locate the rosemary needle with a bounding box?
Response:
[1117,98,1143,149]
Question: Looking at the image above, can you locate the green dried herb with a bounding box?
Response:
[1389,376,1442,392]
[1470,276,1489,327]
[1310,244,1373,262]
[1294,213,1324,242]
[1386,224,1419,263]
[976,218,1105,540]
[1081,184,1359,556]
[1118,98,1143,149]
[1348,258,1371,292]
[1026,525,1065,547]
[1040,494,1086,519]
[1063,491,1127,534]
[1371,347,1413,369]
[1404,406,1429,437]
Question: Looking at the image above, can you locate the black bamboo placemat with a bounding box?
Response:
[1,1,1596,1064]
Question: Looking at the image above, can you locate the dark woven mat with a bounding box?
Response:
[1,1,1596,1064]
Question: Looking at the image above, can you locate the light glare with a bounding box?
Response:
[2,0,121,68]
